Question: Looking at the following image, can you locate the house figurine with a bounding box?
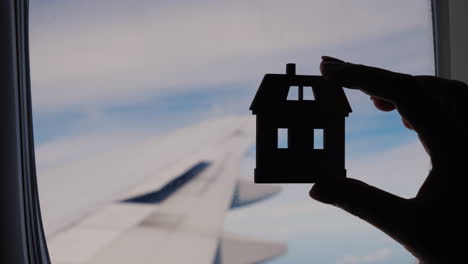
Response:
[249,64,352,183]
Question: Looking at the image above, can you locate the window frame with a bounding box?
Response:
[0,0,50,263]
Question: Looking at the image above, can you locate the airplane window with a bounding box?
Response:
[30,0,434,263]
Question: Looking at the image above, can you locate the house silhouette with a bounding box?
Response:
[250,64,352,183]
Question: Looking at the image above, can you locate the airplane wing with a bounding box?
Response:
[41,116,286,264]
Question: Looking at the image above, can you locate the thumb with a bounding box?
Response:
[310,178,412,241]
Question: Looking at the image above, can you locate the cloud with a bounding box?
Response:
[29,0,432,112]
[348,140,430,198]
[336,248,393,264]
[36,130,151,169]
[29,0,435,156]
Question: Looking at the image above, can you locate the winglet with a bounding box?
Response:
[230,179,281,209]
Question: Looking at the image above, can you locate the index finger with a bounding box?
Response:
[320,56,418,103]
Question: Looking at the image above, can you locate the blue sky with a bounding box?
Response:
[30,0,434,263]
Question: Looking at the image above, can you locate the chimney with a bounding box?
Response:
[286,63,296,75]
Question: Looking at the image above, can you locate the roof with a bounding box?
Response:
[250,64,352,115]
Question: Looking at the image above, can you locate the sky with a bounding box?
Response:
[30,0,434,263]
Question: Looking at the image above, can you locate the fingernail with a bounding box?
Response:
[310,183,337,204]
[320,61,344,77]
[321,56,344,63]
[402,118,413,130]
[309,186,324,200]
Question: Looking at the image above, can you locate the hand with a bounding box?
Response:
[310,56,468,263]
